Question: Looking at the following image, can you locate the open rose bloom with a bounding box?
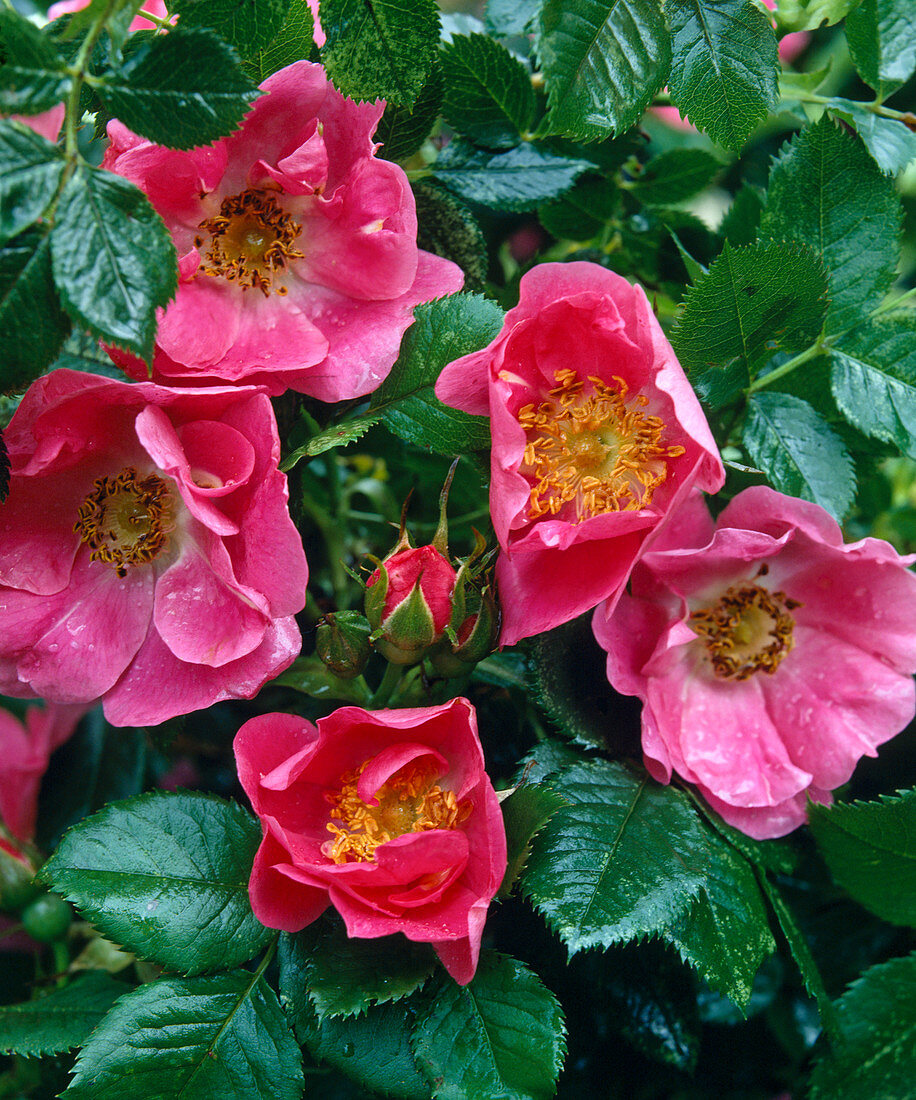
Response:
[436,262,724,644]
[593,487,916,838]
[102,60,463,401]
[0,370,307,726]
[234,698,507,984]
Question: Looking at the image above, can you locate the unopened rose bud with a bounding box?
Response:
[0,839,40,914]
[430,586,501,678]
[316,611,372,679]
[366,546,458,665]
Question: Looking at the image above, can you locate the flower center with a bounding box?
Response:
[195,189,303,296]
[516,369,685,522]
[323,759,471,865]
[74,467,176,578]
[689,573,801,680]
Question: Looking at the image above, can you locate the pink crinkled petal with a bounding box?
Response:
[696,785,812,841]
[250,833,330,932]
[0,468,87,595]
[2,551,153,703]
[101,615,301,726]
[155,279,240,371]
[434,345,496,416]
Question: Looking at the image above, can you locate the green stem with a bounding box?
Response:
[788,88,913,122]
[52,940,69,986]
[369,662,403,708]
[136,7,170,28]
[300,490,351,608]
[63,0,119,162]
[746,338,826,395]
[871,282,916,318]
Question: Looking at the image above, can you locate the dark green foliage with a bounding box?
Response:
[761,118,902,336]
[537,0,671,141]
[321,0,440,107]
[0,226,70,392]
[631,148,722,206]
[50,166,177,362]
[828,96,916,175]
[809,951,916,1099]
[743,391,857,519]
[665,0,778,150]
[500,784,568,897]
[845,0,916,96]
[522,761,710,952]
[171,0,293,59]
[413,182,488,290]
[0,121,66,246]
[40,791,272,975]
[538,173,619,240]
[0,972,127,1056]
[440,33,534,149]
[66,971,303,1100]
[720,183,765,246]
[809,790,916,927]
[433,140,591,212]
[97,28,260,149]
[412,952,567,1100]
[368,294,501,454]
[243,0,316,82]
[0,9,70,113]
[377,64,443,162]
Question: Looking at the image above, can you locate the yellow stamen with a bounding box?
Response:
[74,467,175,578]
[195,189,303,297]
[323,759,471,865]
[689,576,800,680]
[517,368,685,522]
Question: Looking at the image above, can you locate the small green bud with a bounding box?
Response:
[316,611,372,679]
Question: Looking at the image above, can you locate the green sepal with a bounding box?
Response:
[316,610,372,680]
[373,577,441,666]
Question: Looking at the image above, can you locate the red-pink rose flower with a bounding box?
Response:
[435,261,724,645]
[48,0,168,31]
[593,487,916,839]
[0,369,307,726]
[234,698,507,985]
[10,104,64,143]
[102,60,464,401]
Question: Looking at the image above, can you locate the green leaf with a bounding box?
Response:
[96,27,260,150]
[0,226,70,392]
[377,63,443,163]
[670,240,828,375]
[631,149,722,206]
[50,165,177,362]
[809,790,916,928]
[320,0,440,108]
[272,653,373,704]
[0,121,66,245]
[414,182,488,290]
[0,10,70,114]
[281,412,382,469]
[830,316,916,458]
[486,0,537,37]
[171,0,293,59]
[499,784,567,897]
[760,117,901,336]
[662,832,775,1009]
[827,97,916,175]
[66,970,303,1100]
[720,184,764,246]
[809,951,916,1099]
[743,391,856,519]
[522,760,709,952]
[538,173,619,240]
[0,972,126,1057]
[433,140,591,212]
[440,33,534,149]
[302,995,432,1099]
[846,0,916,96]
[775,0,857,29]
[666,0,778,150]
[39,791,272,976]
[243,0,315,81]
[368,293,501,455]
[757,873,840,1041]
[308,922,436,1019]
[536,0,671,141]
[412,952,566,1100]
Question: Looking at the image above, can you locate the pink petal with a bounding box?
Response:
[249,832,330,932]
[356,743,449,804]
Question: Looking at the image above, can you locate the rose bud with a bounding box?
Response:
[316,611,372,680]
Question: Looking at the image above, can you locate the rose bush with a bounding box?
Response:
[593,487,916,838]
[234,698,506,985]
[435,261,724,645]
[102,59,464,401]
[0,370,307,726]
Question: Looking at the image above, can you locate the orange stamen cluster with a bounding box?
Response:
[689,570,800,680]
[516,368,685,522]
[74,466,175,577]
[324,759,471,865]
[195,189,303,296]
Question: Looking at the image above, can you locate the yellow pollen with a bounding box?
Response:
[517,368,685,522]
[195,189,303,296]
[689,578,801,680]
[74,466,175,578]
[323,759,471,865]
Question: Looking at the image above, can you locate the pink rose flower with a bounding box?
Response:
[234,698,507,985]
[435,262,724,645]
[48,0,169,31]
[0,702,84,847]
[0,369,307,726]
[9,104,64,143]
[593,487,916,839]
[102,60,464,401]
